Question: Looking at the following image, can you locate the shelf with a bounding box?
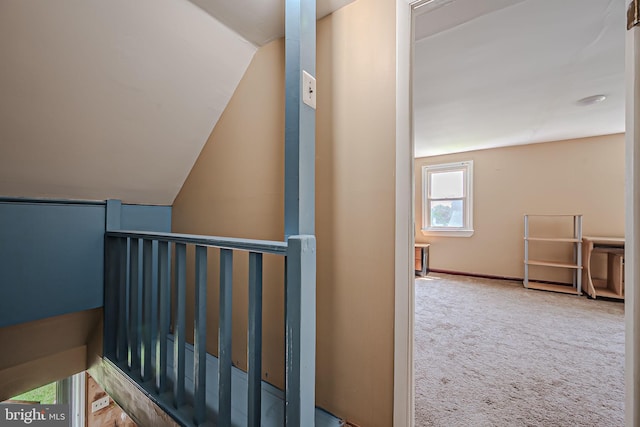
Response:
[592,287,624,299]
[525,282,581,295]
[525,260,583,269]
[591,278,624,300]
[525,237,581,243]
[524,214,583,294]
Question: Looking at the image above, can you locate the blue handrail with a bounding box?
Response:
[103,230,316,427]
[106,230,288,255]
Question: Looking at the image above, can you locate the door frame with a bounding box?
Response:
[625,5,639,425]
[396,1,640,426]
[393,1,414,426]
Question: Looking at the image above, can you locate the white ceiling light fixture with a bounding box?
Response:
[576,95,608,106]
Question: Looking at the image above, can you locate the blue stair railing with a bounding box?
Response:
[103,230,316,426]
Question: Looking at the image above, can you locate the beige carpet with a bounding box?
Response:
[414,273,624,427]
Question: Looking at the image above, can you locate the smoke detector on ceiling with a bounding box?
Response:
[576,95,607,106]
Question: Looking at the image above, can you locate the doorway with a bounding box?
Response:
[405,0,627,425]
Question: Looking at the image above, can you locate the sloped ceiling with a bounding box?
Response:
[0,0,257,205]
[189,0,355,46]
[0,0,354,205]
[413,0,625,158]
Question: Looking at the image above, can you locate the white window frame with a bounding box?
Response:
[422,160,474,237]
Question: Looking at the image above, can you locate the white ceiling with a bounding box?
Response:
[0,0,256,205]
[188,0,355,46]
[0,0,353,205]
[413,0,625,158]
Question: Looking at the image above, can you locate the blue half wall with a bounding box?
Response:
[0,199,171,328]
[121,204,172,232]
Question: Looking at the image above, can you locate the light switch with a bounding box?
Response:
[302,70,316,109]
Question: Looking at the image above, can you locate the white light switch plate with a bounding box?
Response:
[302,70,316,109]
[91,396,110,413]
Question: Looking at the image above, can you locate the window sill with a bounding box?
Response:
[421,229,474,237]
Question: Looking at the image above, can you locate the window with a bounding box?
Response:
[422,161,473,237]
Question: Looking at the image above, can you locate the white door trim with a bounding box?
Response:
[395,2,452,424]
[625,8,639,426]
[394,1,414,426]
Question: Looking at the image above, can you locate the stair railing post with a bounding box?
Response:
[284,0,317,424]
[286,235,316,426]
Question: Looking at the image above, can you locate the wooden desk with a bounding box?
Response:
[582,236,624,300]
[415,244,430,277]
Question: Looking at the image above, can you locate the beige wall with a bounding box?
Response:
[315,0,396,424]
[171,0,397,425]
[415,134,625,282]
[172,38,287,387]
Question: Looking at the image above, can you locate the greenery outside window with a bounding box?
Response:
[9,381,57,404]
[422,161,474,237]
